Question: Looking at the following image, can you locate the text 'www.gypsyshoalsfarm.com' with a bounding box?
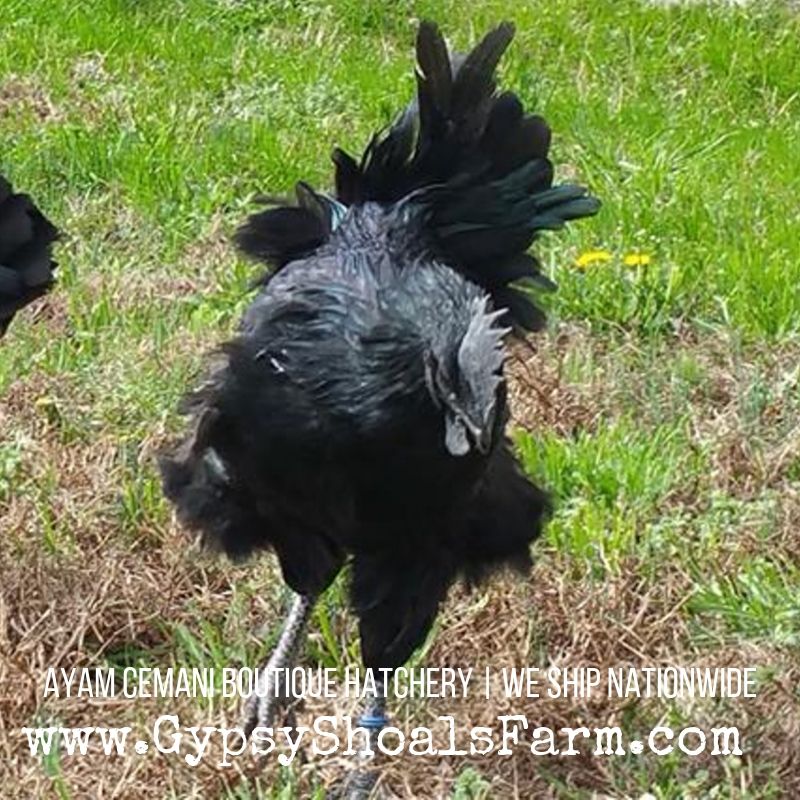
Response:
[21,716,743,767]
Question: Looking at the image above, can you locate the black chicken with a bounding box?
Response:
[161,21,599,737]
[0,174,59,337]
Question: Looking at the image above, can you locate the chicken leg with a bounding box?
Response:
[242,593,315,735]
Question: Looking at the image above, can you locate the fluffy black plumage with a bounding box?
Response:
[162,22,598,670]
[235,21,599,331]
[0,174,59,336]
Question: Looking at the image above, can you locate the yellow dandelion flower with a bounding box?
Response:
[623,253,652,267]
[575,249,613,269]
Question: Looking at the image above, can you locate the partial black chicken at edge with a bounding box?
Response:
[160,20,599,739]
[0,174,59,337]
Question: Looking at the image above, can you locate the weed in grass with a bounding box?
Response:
[689,558,800,650]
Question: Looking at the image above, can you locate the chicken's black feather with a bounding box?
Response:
[232,23,598,330]
[0,174,59,336]
[330,22,600,330]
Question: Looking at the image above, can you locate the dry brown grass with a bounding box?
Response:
[0,76,62,123]
[506,328,602,437]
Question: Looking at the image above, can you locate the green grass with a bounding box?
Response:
[2,0,800,797]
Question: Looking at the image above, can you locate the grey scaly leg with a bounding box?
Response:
[358,674,388,745]
[340,674,388,799]
[242,593,315,736]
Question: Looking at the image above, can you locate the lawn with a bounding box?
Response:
[2,0,799,797]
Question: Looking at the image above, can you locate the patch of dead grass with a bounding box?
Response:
[507,326,601,436]
[0,75,62,123]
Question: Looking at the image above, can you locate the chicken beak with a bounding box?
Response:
[445,413,491,456]
[445,415,471,456]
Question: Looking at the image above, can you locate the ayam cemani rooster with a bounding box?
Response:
[0,174,59,338]
[161,20,599,743]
